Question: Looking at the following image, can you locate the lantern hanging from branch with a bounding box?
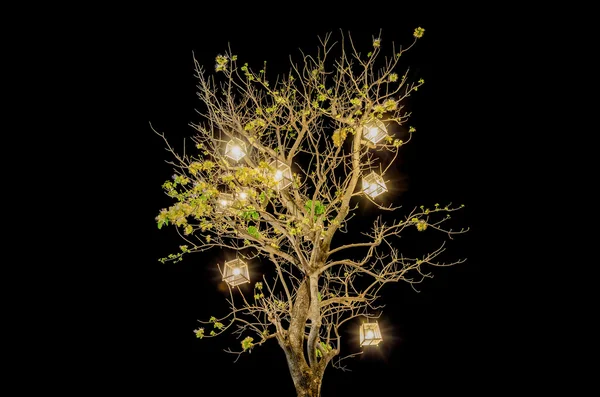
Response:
[216,192,234,212]
[222,258,250,287]
[362,171,387,198]
[236,187,254,202]
[359,321,383,347]
[225,138,247,161]
[362,119,388,145]
[269,159,292,190]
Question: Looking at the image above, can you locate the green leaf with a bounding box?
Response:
[242,336,254,351]
[248,226,260,239]
[305,200,325,215]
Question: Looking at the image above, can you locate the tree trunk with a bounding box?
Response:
[285,350,323,397]
[282,279,325,396]
[293,372,322,397]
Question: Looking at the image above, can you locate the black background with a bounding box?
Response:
[86,18,521,396]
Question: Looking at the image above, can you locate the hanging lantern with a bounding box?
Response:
[269,159,292,190]
[222,258,250,286]
[359,321,383,347]
[362,119,388,145]
[216,192,234,212]
[236,187,254,202]
[225,138,247,161]
[362,171,387,198]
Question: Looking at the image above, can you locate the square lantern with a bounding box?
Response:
[225,138,247,161]
[269,159,293,190]
[362,171,387,198]
[362,119,388,145]
[216,192,234,213]
[236,187,254,202]
[360,321,383,347]
[222,258,250,286]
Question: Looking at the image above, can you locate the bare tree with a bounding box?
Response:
[154,28,467,397]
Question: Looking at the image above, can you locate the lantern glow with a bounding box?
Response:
[362,171,388,198]
[236,187,254,202]
[269,160,292,190]
[362,119,388,144]
[216,193,234,213]
[225,138,247,161]
[360,321,383,347]
[222,258,250,286]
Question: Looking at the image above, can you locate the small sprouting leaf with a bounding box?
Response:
[305,200,326,215]
[413,27,425,39]
[242,336,254,351]
[194,328,204,339]
[248,226,260,239]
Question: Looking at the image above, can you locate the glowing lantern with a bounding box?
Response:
[269,159,292,190]
[216,193,234,212]
[359,321,383,347]
[362,119,388,145]
[222,258,250,286]
[236,187,254,202]
[225,138,247,161]
[362,171,387,198]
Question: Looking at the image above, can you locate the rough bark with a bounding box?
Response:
[279,277,326,396]
[285,347,323,397]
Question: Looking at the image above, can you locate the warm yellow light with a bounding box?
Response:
[362,171,387,198]
[362,119,388,145]
[225,139,247,161]
[239,192,248,200]
[223,258,250,286]
[231,145,242,158]
[274,170,283,181]
[366,330,375,339]
[365,127,379,140]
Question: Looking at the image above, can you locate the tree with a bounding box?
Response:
[154,28,467,397]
